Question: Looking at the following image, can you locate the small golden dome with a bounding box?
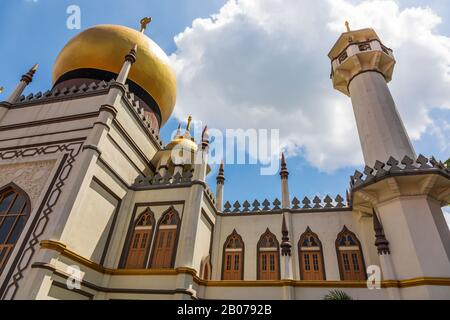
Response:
[52,24,177,125]
[165,117,198,152]
[166,137,198,152]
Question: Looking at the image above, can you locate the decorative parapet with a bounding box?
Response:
[7,80,164,148]
[133,169,216,205]
[222,194,350,214]
[349,155,450,191]
[15,80,112,104]
[134,169,194,187]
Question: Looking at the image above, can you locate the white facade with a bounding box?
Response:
[0,25,449,300]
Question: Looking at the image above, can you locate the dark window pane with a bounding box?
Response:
[0,193,15,213]
[0,216,15,243]
[9,196,25,214]
[7,216,26,244]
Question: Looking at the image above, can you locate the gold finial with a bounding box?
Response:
[345,21,351,32]
[0,86,3,94]
[140,17,152,33]
[31,63,39,72]
[186,115,193,132]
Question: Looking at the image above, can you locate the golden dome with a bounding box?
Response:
[52,24,177,125]
[166,137,198,152]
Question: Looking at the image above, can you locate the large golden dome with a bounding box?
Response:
[52,24,176,125]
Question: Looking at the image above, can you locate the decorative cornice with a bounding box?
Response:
[38,240,450,290]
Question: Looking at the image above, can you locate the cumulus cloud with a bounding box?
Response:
[170,0,450,172]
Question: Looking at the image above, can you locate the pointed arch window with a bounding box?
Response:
[0,184,31,273]
[222,230,244,280]
[125,208,155,269]
[336,226,366,280]
[298,227,325,280]
[150,207,180,268]
[257,229,280,280]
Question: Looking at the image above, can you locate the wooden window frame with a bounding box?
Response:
[0,183,31,274]
[123,208,156,269]
[298,227,326,280]
[149,206,181,269]
[256,228,280,280]
[221,229,244,280]
[335,225,367,281]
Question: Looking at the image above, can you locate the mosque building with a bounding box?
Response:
[0,18,449,300]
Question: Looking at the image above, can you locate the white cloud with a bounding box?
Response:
[170,0,450,172]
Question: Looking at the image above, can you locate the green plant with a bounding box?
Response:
[323,289,353,300]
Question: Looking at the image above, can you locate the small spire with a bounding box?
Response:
[373,210,390,255]
[217,161,225,184]
[281,215,292,256]
[185,115,192,132]
[175,123,182,137]
[280,152,289,179]
[345,21,351,32]
[140,17,152,33]
[201,125,209,149]
[125,44,138,64]
[21,63,39,85]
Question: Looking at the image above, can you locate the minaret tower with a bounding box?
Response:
[329,22,415,166]
[331,24,450,299]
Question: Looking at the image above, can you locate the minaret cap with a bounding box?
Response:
[216,161,225,184]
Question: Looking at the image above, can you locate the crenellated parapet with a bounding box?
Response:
[6,80,164,148]
[134,169,194,187]
[222,194,350,214]
[349,154,450,191]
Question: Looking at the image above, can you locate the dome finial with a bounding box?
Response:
[345,21,351,32]
[140,17,152,33]
[185,115,193,132]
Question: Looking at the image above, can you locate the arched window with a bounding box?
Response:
[150,207,180,268]
[125,208,155,269]
[257,229,280,280]
[298,227,325,280]
[0,183,31,273]
[222,230,244,280]
[336,226,366,280]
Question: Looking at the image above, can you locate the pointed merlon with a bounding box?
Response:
[21,63,39,84]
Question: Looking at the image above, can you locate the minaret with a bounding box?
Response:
[337,24,450,299]
[7,64,38,103]
[216,161,225,211]
[328,23,415,166]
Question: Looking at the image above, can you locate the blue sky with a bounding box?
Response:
[0,0,449,210]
